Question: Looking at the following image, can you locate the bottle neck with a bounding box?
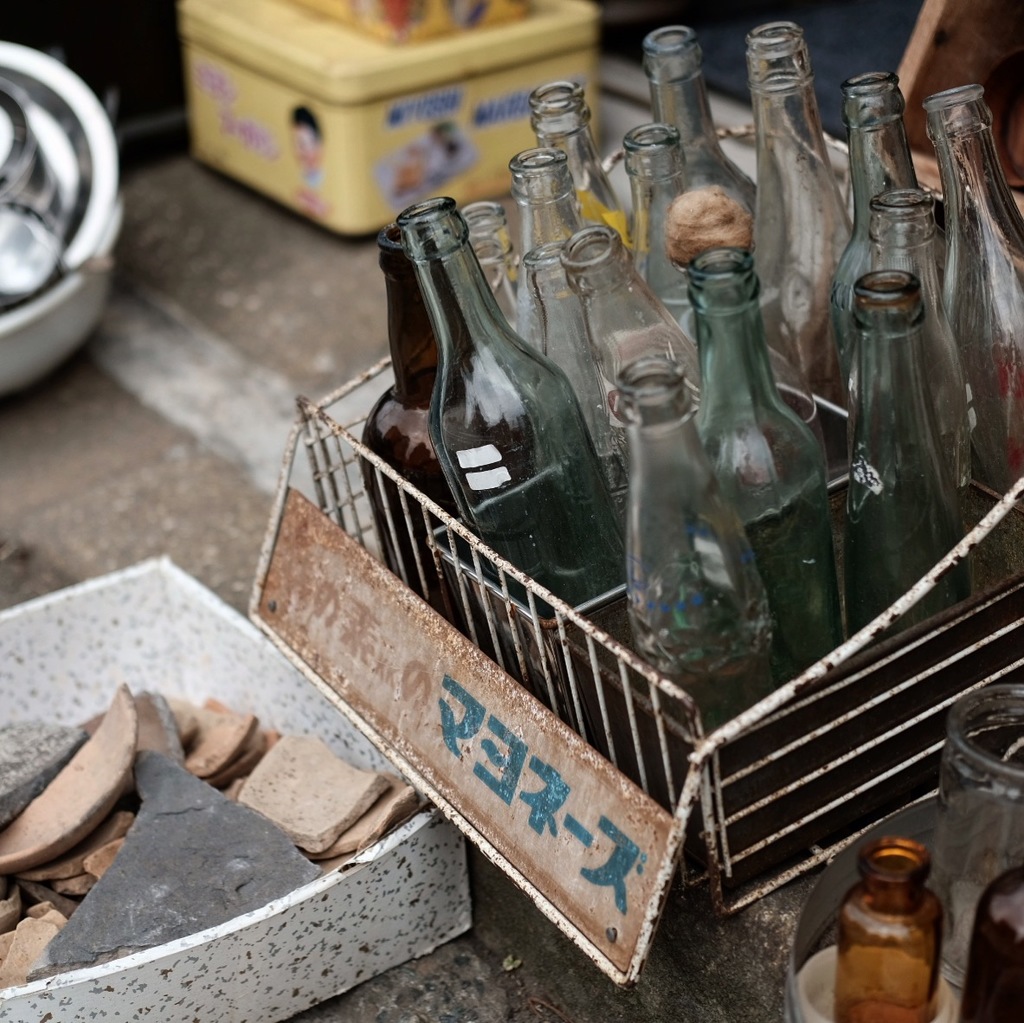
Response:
[848,121,917,235]
[650,71,721,157]
[518,193,582,253]
[381,261,440,403]
[869,203,944,321]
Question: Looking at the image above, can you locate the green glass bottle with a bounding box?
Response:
[830,71,919,385]
[844,270,970,636]
[397,196,624,611]
[619,355,773,730]
[690,247,842,684]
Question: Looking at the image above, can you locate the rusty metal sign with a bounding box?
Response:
[256,488,679,981]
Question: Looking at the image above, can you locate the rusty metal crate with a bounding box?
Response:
[249,357,1024,986]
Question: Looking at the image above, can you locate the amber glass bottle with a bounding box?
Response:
[834,836,943,1023]
[361,223,458,613]
[958,866,1024,1022]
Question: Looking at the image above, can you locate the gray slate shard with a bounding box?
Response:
[28,750,321,979]
[0,723,88,828]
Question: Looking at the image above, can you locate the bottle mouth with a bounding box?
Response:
[746,21,812,92]
[857,836,931,885]
[616,355,696,426]
[529,80,589,130]
[853,269,924,327]
[521,240,566,272]
[687,247,758,306]
[560,224,621,280]
[397,196,467,261]
[623,122,683,178]
[641,25,701,83]
[841,71,905,128]
[924,83,990,138]
[508,147,573,202]
[945,682,1024,784]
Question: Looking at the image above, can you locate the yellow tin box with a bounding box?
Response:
[177,0,601,236]
[288,0,530,45]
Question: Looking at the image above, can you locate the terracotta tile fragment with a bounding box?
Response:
[223,777,247,801]
[26,906,66,929]
[184,712,259,779]
[51,874,96,897]
[0,930,14,966]
[0,916,61,987]
[0,686,138,875]
[165,697,200,748]
[0,885,20,934]
[310,777,421,859]
[15,880,79,920]
[238,735,390,854]
[82,837,124,880]
[15,810,135,882]
[204,729,267,789]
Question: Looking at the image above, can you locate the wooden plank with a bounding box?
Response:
[898,0,1024,212]
[256,488,678,979]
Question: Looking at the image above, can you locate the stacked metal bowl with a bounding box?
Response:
[0,42,121,396]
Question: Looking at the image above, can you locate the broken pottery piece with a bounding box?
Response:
[223,776,247,801]
[311,776,421,859]
[0,930,15,967]
[15,880,79,920]
[0,915,61,988]
[165,697,199,748]
[204,728,267,789]
[82,836,124,879]
[136,692,185,764]
[0,885,20,933]
[15,810,135,882]
[0,723,88,828]
[28,751,321,980]
[238,734,390,854]
[0,686,138,875]
[50,874,95,897]
[184,710,259,779]
[25,906,66,929]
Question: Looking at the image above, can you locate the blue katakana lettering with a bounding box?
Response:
[473,715,528,805]
[438,675,485,757]
[580,817,642,915]
[518,756,570,836]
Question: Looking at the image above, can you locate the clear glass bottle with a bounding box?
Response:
[869,188,972,501]
[561,223,701,438]
[529,80,629,243]
[690,247,842,684]
[834,836,943,1023]
[958,865,1024,1022]
[642,24,756,216]
[926,83,1024,496]
[747,20,851,409]
[397,197,624,610]
[831,71,920,384]
[623,122,692,333]
[361,223,459,614]
[619,355,773,730]
[461,199,518,329]
[844,270,970,636]
[518,240,629,521]
[508,146,583,257]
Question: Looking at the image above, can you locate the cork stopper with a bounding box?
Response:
[664,185,754,267]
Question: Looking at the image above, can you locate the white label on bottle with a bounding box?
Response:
[457,444,502,469]
[851,455,884,495]
[466,466,513,491]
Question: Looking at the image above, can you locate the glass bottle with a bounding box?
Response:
[690,247,842,684]
[926,84,1024,496]
[529,80,629,243]
[844,270,970,636]
[461,199,518,329]
[561,223,701,437]
[831,71,920,384]
[361,224,459,614]
[619,355,773,730]
[397,197,624,611]
[517,240,629,521]
[642,24,756,216]
[623,122,693,334]
[869,188,972,501]
[508,146,583,256]
[833,836,943,1023]
[747,21,851,409]
[958,866,1024,1022]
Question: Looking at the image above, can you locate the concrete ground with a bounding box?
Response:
[0,59,817,1023]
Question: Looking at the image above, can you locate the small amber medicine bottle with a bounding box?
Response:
[834,836,943,1023]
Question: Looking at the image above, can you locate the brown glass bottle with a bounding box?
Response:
[958,866,1024,1023]
[361,223,458,613]
[834,837,943,1023]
